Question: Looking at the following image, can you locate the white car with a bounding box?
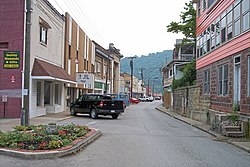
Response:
[139,96,154,102]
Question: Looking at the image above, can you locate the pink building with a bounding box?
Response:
[195,0,250,114]
[0,0,25,118]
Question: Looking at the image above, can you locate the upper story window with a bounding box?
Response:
[208,0,218,9]
[227,5,233,40]
[198,0,201,16]
[242,0,250,32]
[197,0,250,60]
[203,0,207,11]
[215,17,220,46]
[39,17,51,46]
[40,26,48,45]
[96,62,101,73]
[234,0,241,37]
[221,12,226,44]
[0,42,8,50]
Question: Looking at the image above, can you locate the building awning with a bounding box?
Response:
[31,58,76,84]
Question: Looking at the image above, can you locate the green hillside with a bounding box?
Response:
[121,50,173,94]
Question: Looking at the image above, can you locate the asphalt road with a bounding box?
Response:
[1,101,250,167]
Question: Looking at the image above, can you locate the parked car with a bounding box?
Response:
[108,93,129,108]
[148,96,154,102]
[129,98,140,104]
[139,96,154,102]
[154,96,161,100]
[70,94,124,119]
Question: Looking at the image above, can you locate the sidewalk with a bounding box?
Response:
[155,105,250,154]
[0,110,73,132]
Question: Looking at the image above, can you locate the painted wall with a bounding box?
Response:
[29,0,65,117]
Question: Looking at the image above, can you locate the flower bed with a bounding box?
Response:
[0,123,91,150]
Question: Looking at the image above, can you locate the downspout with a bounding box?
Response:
[21,0,27,125]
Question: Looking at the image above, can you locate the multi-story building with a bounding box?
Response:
[108,43,123,94]
[121,73,131,96]
[30,0,75,117]
[0,0,25,118]
[93,42,113,94]
[119,74,125,94]
[64,12,95,110]
[162,39,194,92]
[93,42,122,94]
[0,0,75,118]
[195,0,250,114]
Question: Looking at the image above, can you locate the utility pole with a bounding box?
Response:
[139,68,145,96]
[128,56,136,98]
[105,55,110,94]
[23,0,31,126]
[147,78,150,96]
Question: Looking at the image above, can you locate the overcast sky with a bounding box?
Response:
[48,0,190,57]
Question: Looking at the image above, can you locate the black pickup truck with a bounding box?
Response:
[70,94,124,119]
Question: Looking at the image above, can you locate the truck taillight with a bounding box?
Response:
[123,101,125,107]
[100,101,103,107]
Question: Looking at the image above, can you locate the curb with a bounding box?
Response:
[0,129,101,159]
[229,142,250,153]
[155,107,222,138]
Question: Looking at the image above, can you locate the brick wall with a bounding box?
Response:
[0,0,25,118]
[240,48,250,114]
[197,48,250,115]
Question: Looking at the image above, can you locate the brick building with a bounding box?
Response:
[195,0,250,114]
[0,0,25,118]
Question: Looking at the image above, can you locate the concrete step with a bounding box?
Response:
[226,131,244,137]
[224,126,241,132]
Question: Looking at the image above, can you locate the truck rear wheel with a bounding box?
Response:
[70,107,76,116]
[90,109,98,119]
[112,114,119,119]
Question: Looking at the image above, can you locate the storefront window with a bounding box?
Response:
[44,82,51,105]
[37,82,41,106]
[55,84,60,105]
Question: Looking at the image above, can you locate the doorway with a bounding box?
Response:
[234,56,241,110]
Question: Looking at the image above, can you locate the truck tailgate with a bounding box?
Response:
[102,100,123,110]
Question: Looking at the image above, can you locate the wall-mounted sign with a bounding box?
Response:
[76,73,94,89]
[2,95,7,103]
[11,75,15,83]
[4,51,20,69]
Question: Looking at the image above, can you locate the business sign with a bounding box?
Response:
[76,73,94,89]
[4,51,20,69]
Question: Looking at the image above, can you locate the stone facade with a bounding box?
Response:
[173,86,211,124]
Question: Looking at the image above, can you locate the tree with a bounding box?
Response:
[166,1,197,89]
[166,1,196,43]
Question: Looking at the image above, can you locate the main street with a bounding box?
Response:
[1,101,250,167]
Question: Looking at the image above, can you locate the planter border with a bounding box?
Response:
[0,129,101,159]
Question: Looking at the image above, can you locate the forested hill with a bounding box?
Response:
[120,50,173,94]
